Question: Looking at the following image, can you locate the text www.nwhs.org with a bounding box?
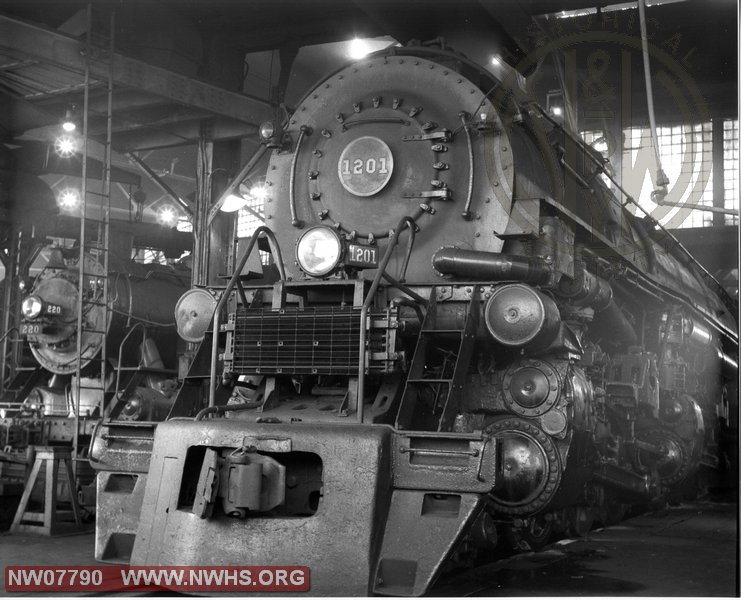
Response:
[5,566,310,592]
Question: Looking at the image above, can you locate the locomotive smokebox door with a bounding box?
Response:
[265,54,515,280]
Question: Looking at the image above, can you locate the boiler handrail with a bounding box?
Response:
[208,227,286,408]
[357,216,421,423]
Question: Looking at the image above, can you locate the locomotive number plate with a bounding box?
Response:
[45,303,62,315]
[338,136,394,197]
[346,243,378,268]
[20,323,41,335]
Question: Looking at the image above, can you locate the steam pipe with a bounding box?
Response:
[434,247,639,347]
[432,247,550,284]
[719,350,739,374]
[593,463,652,498]
[592,299,639,347]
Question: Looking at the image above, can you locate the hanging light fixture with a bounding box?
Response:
[54,135,78,157]
[156,206,177,226]
[61,104,78,132]
[57,188,81,209]
[348,38,372,60]
[220,191,248,213]
[248,182,269,202]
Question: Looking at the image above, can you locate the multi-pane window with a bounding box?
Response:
[580,129,614,188]
[236,189,269,265]
[583,121,736,229]
[236,201,265,239]
[622,122,713,229]
[177,218,193,232]
[723,119,739,226]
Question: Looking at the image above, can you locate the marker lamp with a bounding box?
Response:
[259,121,276,141]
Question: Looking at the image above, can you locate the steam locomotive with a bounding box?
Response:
[7,243,189,432]
[93,45,737,595]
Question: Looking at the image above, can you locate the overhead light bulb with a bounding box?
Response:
[57,188,80,209]
[249,184,268,202]
[552,106,563,117]
[220,192,248,212]
[54,135,77,157]
[61,106,77,132]
[349,38,372,60]
[491,55,502,66]
[158,206,177,226]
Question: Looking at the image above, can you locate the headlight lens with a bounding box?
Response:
[21,296,43,319]
[296,227,343,277]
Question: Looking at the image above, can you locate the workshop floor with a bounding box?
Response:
[432,500,739,597]
[0,500,738,597]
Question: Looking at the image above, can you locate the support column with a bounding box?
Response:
[193,126,213,287]
[712,117,725,227]
[209,140,242,285]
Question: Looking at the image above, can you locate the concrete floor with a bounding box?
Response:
[0,500,738,596]
[432,501,739,597]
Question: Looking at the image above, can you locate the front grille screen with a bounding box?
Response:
[232,306,362,375]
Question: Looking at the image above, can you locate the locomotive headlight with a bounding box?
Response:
[21,296,43,320]
[296,226,343,277]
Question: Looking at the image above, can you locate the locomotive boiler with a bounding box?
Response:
[96,44,738,595]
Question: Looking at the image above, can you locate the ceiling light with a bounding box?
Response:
[249,183,269,202]
[349,38,372,60]
[491,55,502,67]
[62,106,77,132]
[220,192,248,213]
[54,135,78,157]
[158,206,177,226]
[57,188,80,209]
[552,106,563,117]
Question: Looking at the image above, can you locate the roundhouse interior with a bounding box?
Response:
[0,0,737,597]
